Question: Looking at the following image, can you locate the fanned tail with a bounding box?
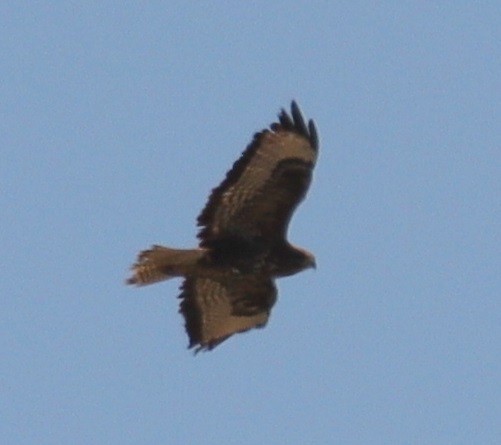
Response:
[126,245,203,286]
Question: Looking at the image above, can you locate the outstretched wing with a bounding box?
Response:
[197,101,318,247]
[178,275,277,352]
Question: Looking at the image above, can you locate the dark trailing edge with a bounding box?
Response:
[272,100,318,151]
[178,279,206,350]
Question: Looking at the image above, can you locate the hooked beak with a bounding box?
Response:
[308,255,317,270]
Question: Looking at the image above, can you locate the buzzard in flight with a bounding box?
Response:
[127,101,318,352]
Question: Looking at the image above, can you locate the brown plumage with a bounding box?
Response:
[127,101,318,352]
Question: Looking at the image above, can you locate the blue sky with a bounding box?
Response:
[2,2,500,444]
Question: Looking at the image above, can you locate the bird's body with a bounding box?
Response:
[127,101,318,351]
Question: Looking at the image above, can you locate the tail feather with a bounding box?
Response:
[127,245,203,286]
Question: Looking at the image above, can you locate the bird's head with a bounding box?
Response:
[302,249,317,270]
[291,245,316,272]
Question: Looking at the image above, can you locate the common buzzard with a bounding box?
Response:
[127,101,318,352]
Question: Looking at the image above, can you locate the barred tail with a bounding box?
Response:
[126,245,203,286]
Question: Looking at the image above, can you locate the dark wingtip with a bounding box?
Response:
[290,100,308,136]
[308,119,318,150]
[277,107,294,129]
[274,101,318,151]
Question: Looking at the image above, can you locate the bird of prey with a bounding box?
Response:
[127,101,318,352]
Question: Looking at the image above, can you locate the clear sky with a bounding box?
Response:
[2,2,500,444]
